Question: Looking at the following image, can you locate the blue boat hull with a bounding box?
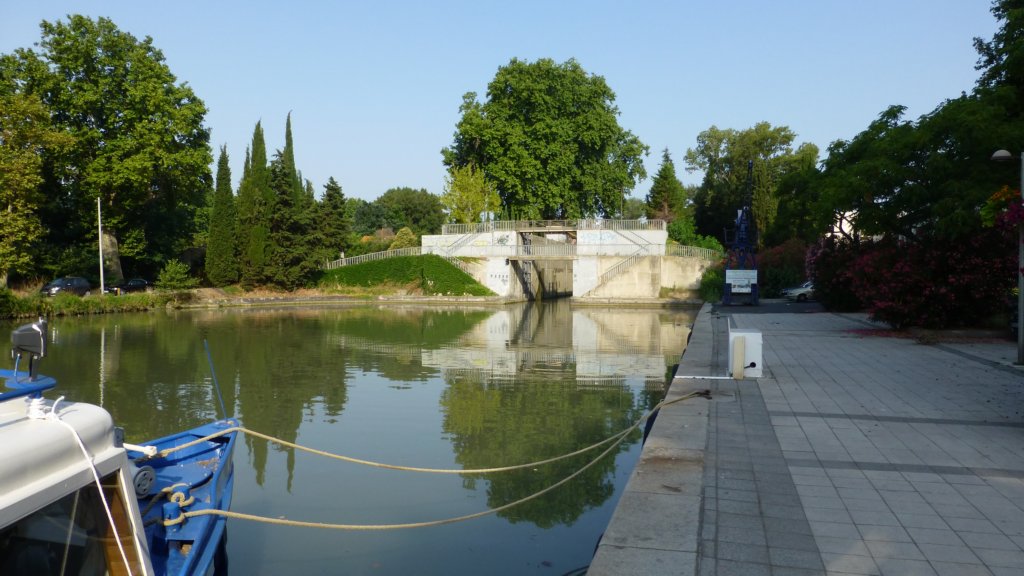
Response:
[129,419,239,576]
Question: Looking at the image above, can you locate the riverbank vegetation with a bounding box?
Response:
[690,1,1023,329]
[320,255,494,297]
[3,3,1023,328]
[0,255,492,319]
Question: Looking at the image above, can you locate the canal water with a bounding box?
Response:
[4,300,695,575]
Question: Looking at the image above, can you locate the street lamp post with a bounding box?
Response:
[992,149,1024,364]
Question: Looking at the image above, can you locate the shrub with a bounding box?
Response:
[668,219,725,252]
[698,263,724,303]
[389,227,419,250]
[757,239,808,297]
[850,232,1014,329]
[807,236,863,311]
[155,260,199,291]
[809,228,1015,329]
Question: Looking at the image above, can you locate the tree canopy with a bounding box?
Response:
[645,149,689,222]
[0,91,72,287]
[442,58,648,219]
[0,15,212,279]
[441,164,499,224]
[685,122,818,247]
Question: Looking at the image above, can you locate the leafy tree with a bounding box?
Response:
[974,0,1024,96]
[621,197,646,219]
[645,149,688,222]
[206,145,238,286]
[375,187,445,236]
[815,97,1015,243]
[685,122,817,246]
[1,15,213,277]
[318,177,350,259]
[237,122,272,287]
[442,58,648,218]
[0,91,72,287]
[350,199,387,237]
[441,164,499,223]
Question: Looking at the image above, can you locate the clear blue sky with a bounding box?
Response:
[0,1,999,202]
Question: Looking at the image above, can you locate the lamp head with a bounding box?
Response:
[991,149,1014,162]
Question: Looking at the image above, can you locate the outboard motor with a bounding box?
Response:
[11,318,47,381]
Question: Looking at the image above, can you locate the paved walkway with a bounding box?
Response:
[590,303,1024,576]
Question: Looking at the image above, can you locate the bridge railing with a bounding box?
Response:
[323,247,421,270]
[665,244,724,260]
[323,242,722,270]
[441,218,666,235]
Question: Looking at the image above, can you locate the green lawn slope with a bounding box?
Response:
[319,255,494,296]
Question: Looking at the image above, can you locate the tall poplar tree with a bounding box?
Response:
[206,145,238,286]
[237,122,271,287]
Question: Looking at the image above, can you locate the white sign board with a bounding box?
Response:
[726,269,757,294]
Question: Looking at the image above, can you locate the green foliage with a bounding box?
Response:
[237,121,272,287]
[811,230,1016,329]
[685,123,818,246]
[321,255,493,296]
[0,91,73,286]
[206,145,238,286]
[389,227,419,250]
[814,97,1018,242]
[350,199,387,237]
[376,187,445,236]
[442,164,499,224]
[621,197,646,219]
[645,149,688,221]
[698,264,724,303]
[806,237,863,312]
[756,239,808,297]
[264,146,325,290]
[442,58,648,218]
[318,177,350,259]
[156,259,199,290]
[667,218,724,252]
[1,15,213,277]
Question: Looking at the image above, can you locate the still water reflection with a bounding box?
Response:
[5,300,695,575]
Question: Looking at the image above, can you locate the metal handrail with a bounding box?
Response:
[441,218,667,235]
[322,243,720,270]
[664,245,723,260]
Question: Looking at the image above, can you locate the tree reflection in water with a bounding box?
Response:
[10,301,695,575]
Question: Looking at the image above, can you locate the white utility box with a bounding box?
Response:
[728,328,763,379]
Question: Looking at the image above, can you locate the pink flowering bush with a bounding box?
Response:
[810,229,1015,329]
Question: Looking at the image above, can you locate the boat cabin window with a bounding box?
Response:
[0,471,144,576]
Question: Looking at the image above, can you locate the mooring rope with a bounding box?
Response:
[145,390,708,475]
[160,390,710,531]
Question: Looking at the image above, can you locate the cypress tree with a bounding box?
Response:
[265,115,323,288]
[206,145,238,285]
[319,177,350,259]
[237,121,272,288]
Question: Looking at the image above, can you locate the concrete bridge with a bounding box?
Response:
[419,219,720,300]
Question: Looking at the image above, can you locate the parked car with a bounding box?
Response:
[104,278,151,295]
[782,280,815,302]
[40,276,91,297]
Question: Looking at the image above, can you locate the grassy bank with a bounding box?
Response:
[320,254,493,296]
[2,256,493,320]
[0,289,197,320]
